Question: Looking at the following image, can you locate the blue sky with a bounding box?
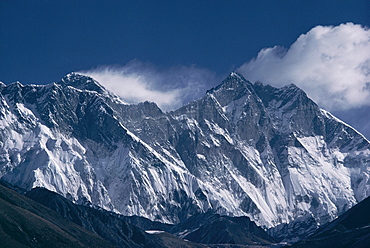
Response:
[0,0,369,138]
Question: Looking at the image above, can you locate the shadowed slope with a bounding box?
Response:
[25,187,205,248]
[0,183,115,248]
[290,196,370,248]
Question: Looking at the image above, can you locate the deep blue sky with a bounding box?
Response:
[1,1,369,138]
[1,0,369,85]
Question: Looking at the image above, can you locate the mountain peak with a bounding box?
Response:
[229,71,244,79]
[281,83,302,93]
[61,72,105,93]
[60,72,126,104]
[203,71,254,107]
[7,81,23,88]
[62,72,86,80]
[206,72,250,94]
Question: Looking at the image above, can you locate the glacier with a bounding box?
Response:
[0,72,369,235]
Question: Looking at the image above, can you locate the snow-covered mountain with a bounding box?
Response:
[0,72,369,235]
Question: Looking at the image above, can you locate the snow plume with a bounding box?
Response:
[79,61,218,111]
[238,23,370,111]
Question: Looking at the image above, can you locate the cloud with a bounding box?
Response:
[238,23,370,111]
[79,60,218,111]
[79,23,369,114]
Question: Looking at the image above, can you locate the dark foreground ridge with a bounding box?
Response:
[0,181,206,248]
[26,185,275,247]
[1,179,369,247]
[0,181,115,248]
[288,196,370,248]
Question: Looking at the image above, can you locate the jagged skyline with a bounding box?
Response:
[1,1,369,138]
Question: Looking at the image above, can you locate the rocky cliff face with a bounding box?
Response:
[0,72,369,235]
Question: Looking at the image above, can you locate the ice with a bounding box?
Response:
[145,230,165,234]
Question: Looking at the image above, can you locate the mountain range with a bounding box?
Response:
[0,72,369,243]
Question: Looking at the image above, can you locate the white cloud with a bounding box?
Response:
[79,60,218,111]
[238,23,370,111]
[80,23,370,113]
